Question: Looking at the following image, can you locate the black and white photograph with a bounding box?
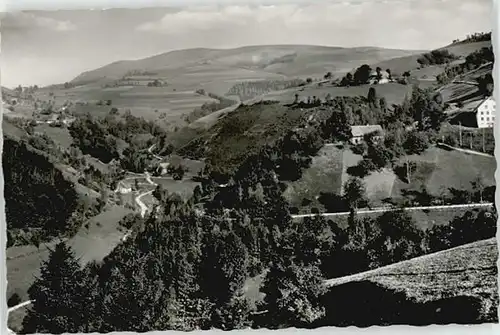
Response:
[2,0,498,333]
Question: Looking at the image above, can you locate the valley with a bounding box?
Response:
[3,28,497,332]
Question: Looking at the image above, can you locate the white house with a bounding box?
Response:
[475,96,496,128]
[155,162,170,176]
[117,184,132,194]
[368,70,391,85]
[350,125,384,145]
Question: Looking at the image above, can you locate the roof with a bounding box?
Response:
[325,238,497,304]
[469,96,495,113]
[351,125,383,138]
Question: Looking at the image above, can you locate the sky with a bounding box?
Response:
[0,0,494,88]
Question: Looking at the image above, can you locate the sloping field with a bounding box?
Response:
[287,143,494,212]
[326,237,498,305]
[162,154,206,176]
[322,237,498,325]
[446,41,492,57]
[33,124,73,150]
[2,119,26,140]
[285,145,397,210]
[284,145,344,207]
[69,206,133,264]
[340,148,396,201]
[176,102,312,173]
[54,86,219,123]
[392,146,496,199]
[6,205,132,303]
[439,62,493,104]
[439,82,481,104]
[150,177,201,200]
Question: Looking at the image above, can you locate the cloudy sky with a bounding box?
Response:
[0,0,493,88]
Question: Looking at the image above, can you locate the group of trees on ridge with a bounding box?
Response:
[338,65,397,87]
[452,32,491,44]
[436,46,494,87]
[417,49,458,67]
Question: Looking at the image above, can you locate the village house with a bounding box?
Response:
[155,162,170,176]
[368,69,391,85]
[451,96,496,128]
[117,183,132,194]
[475,96,495,128]
[350,125,384,145]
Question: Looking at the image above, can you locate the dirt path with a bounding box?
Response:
[8,300,33,313]
[148,144,163,160]
[291,202,493,219]
[437,142,494,158]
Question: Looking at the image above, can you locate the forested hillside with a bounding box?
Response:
[3,137,80,246]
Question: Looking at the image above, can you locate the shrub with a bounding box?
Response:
[7,293,21,307]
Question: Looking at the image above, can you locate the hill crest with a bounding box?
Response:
[70,44,426,86]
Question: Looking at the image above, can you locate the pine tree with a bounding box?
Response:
[80,261,104,332]
[100,253,168,332]
[259,261,326,329]
[22,242,87,334]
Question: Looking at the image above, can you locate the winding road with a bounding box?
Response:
[148,144,163,160]
[135,171,157,217]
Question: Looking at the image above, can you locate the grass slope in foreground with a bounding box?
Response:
[321,237,498,325]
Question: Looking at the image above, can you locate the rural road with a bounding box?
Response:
[291,202,493,219]
[8,300,33,313]
[135,171,158,218]
[7,300,34,334]
[451,80,478,86]
[437,142,494,158]
[148,144,163,160]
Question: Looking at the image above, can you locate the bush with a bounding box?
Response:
[351,142,367,155]
[426,209,497,252]
[7,293,21,307]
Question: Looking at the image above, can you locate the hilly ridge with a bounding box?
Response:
[70,45,425,86]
